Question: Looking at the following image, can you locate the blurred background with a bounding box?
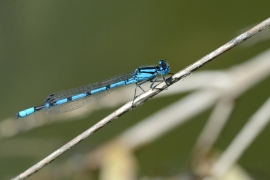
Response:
[1,1,270,180]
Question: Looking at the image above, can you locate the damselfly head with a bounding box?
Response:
[157,60,170,75]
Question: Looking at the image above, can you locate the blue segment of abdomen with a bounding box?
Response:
[110,80,126,88]
[71,93,87,100]
[18,107,35,118]
[90,87,107,94]
[54,98,68,105]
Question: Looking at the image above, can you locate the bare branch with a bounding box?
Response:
[210,97,270,179]
[192,98,235,154]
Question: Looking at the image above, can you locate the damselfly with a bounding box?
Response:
[17,60,170,118]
